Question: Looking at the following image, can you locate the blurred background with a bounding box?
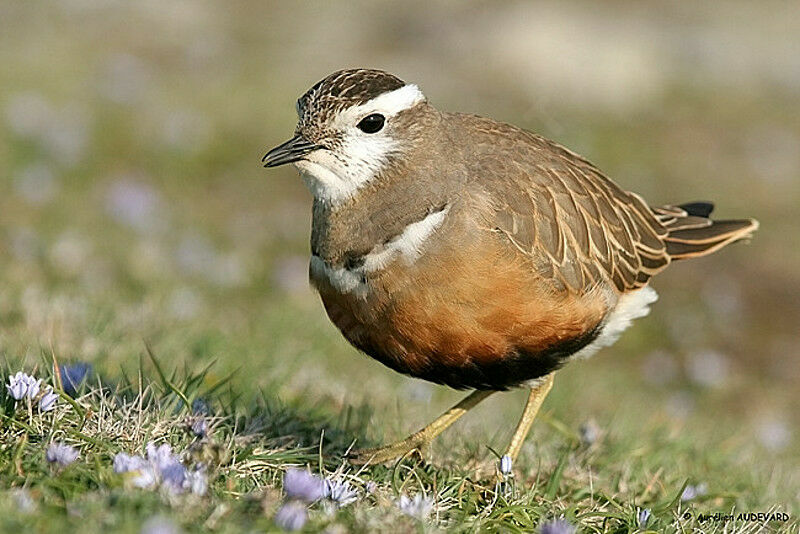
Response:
[0,0,797,494]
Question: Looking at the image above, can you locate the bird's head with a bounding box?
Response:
[263,69,429,203]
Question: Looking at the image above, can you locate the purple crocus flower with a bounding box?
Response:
[274,500,307,531]
[6,372,28,400]
[190,418,208,438]
[114,452,148,474]
[39,387,58,412]
[24,375,41,398]
[46,442,79,466]
[114,443,206,495]
[145,443,187,493]
[579,419,600,446]
[323,478,358,506]
[191,397,210,415]
[681,483,708,502]
[540,519,576,534]
[396,494,433,520]
[146,443,178,471]
[140,516,182,534]
[638,508,651,528]
[500,455,513,475]
[113,452,158,489]
[283,468,325,502]
[58,362,92,397]
[160,462,188,494]
[186,468,208,496]
[12,488,35,513]
[6,371,40,400]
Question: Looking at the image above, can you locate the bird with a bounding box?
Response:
[262,68,758,466]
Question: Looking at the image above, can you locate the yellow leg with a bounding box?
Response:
[348,390,494,465]
[502,373,555,464]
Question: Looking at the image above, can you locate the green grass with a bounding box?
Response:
[0,349,795,533]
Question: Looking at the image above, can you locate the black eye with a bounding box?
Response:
[357,113,385,134]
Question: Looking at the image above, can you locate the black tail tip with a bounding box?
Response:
[679,201,715,218]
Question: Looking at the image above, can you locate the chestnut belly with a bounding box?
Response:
[316,276,606,390]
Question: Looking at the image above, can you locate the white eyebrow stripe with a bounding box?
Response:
[334,84,425,127]
[361,84,425,115]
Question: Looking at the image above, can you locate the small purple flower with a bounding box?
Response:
[190,418,208,438]
[274,500,308,531]
[113,452,147,473]
[283,469,325,502]
[756,419,791,452]
[539,519,576,534]
[140,516,182,534]
[112,441,206,495]
[145,443,194,494]
[104,178,162,234]
[134,468,159,489]
[115,443,205,495]
[579,419,600,446]
[500,455,513,475]
[46,442,79,466]
[6,371,40,400]
[191,397,210,415]
[6,373,27,400]
[637,508,651,528]
[39,387,58,412]
[681,483,707,502]
[58,362,92,397]
[396,493,433,520]
[114,452,158,489]
[186,468,208,496]
[146,442,176,471]
[12,489,35,513]
[25,375,41,399]
[323,479,358,506]
[160,462,188,494]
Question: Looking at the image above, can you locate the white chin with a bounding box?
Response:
[294,153,380,204]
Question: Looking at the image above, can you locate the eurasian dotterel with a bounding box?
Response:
[263,69,758,465]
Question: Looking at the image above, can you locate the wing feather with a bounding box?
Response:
[476,131,671,294]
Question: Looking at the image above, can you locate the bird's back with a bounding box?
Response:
[443,111,758,296]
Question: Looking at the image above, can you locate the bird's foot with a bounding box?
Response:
[347,390,494,465]
[346,437,428,465]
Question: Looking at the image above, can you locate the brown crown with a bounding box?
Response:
[297,69,406,124]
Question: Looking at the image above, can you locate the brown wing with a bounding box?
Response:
[469,125,671,294]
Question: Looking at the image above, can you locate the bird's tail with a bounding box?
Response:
[652,202,759,261]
